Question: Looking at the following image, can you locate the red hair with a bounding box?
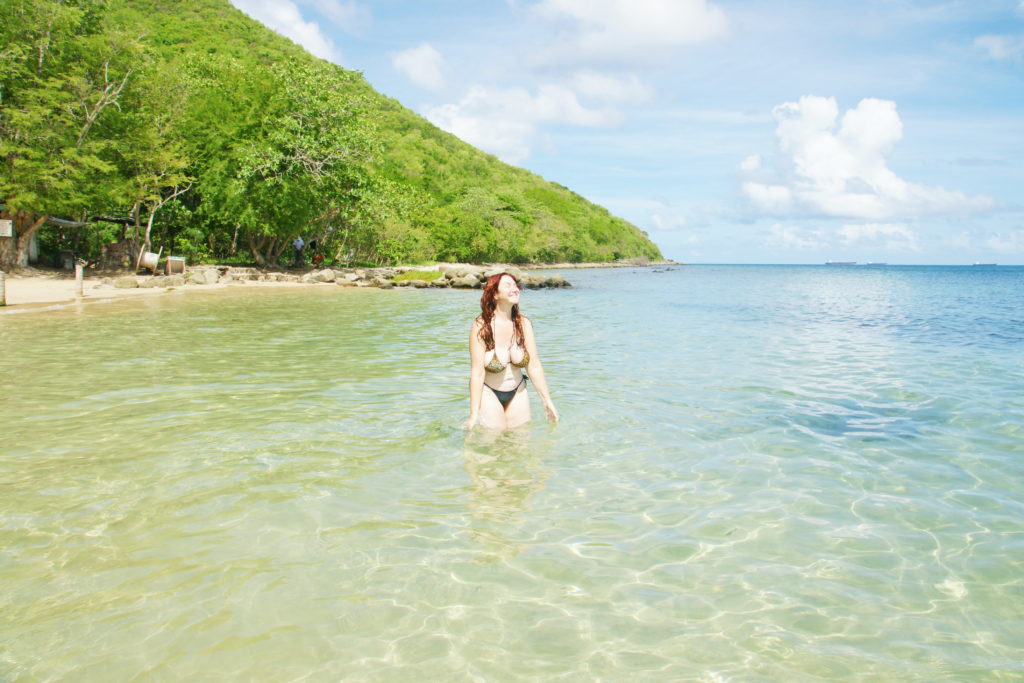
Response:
[477,272,525,351]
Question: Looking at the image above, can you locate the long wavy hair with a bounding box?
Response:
[477,272,525,351]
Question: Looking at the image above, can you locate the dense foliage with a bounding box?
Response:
[0,0,662,268]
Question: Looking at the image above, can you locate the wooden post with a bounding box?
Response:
[0,270,5,306]
[75,262,84,297]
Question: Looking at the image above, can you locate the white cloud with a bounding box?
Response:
[986,230,1024,252]
[391,43,445,90]
[301,0,366,29]
[767,224,826,250]
[425,84,622,163]
[421,2,726,164]
[570,71,653,103]
[739,154,761,172]
[839,222,919,251]
[230,0,341,62]
[741,95,994,220]
[742,182,791,212]
[975,34,1024,61]
[599,197,702,235]
[532,0,728,65]
[649,208,687,231]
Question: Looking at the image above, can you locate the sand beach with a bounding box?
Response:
[0,269,305,313]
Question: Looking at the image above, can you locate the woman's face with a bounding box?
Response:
[496,275,520,304]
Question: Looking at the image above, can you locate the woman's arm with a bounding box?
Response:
[465,319,486,429]
[523,317,559,422]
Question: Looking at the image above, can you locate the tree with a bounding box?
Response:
[1,0,663,270]
[0,0,138,268]
[180,56,380,265]
[114,59,192,255]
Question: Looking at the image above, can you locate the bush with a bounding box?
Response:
[393,270,441,282]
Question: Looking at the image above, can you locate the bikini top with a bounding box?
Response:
[485,343,530,373]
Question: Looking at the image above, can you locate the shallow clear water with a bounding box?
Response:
[2,265,1022,680]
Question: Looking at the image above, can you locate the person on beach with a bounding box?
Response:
[309,239,324,266]
[465,273,558,430]
[293,236,305,267]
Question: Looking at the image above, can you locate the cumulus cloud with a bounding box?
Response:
[839,222,919,251]
[391,43,445,90]
[230,0,341,62]
[975,34,1024,61]
[741,95,994,220]
[532,0,728,65]
[425,84,622,163]
[423,1,724,164]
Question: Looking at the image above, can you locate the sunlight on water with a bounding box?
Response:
[2,267,1022,680]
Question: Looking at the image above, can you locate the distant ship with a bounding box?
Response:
[825,261,856,266]
[865,262,888,266]
[972,262,997,266]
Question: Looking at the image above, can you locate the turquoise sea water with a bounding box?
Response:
[1,265,1022,680]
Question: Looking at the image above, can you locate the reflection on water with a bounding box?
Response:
[463,429,551,563]
[2,267,1023,679]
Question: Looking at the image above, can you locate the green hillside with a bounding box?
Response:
[0,0,663,268]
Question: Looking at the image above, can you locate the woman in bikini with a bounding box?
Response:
[464,272,558,430]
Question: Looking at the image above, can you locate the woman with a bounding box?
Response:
[464,273,558,430]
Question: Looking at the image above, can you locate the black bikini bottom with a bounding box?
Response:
[486,376,527,409]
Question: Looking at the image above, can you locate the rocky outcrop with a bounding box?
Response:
[257,263,570,289]
[310,268,336,283]
[431,264,570,289]
[109,263,572,292]
[114,276,140,289]
[187,269,220,285]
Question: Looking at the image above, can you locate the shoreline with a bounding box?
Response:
[0,276,313,314]
[0,259,682,313]
[522,259,681,270]
[2,259,688,315]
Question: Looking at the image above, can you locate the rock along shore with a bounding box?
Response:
[98,263,574,292]
[99,258,682,291]
[1,259,682,309]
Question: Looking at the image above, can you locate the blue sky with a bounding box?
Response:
[229,0,1024,264]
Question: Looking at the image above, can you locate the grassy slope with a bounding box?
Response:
[112,0,663,263]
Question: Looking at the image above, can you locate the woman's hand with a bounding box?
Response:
[543,401,559,423]
[463,415,479,430]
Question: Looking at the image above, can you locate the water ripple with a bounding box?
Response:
[2,267,1023,680]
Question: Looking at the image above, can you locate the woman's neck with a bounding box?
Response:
[494,302,514,320]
